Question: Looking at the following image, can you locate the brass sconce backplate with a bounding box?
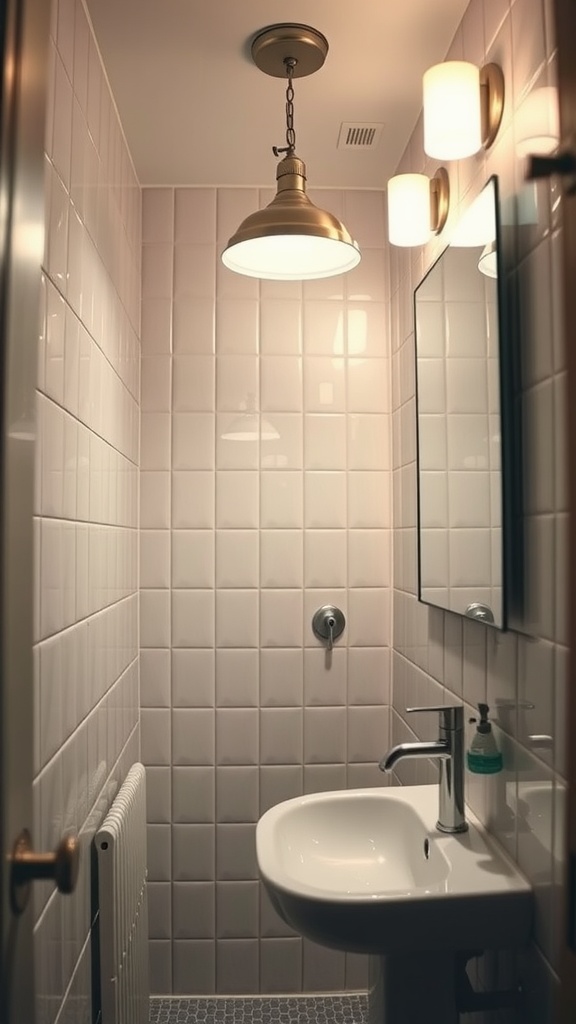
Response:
[431,166,450,235]
[480,63,505,150]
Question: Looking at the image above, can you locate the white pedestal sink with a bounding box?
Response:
[256,786,532,1024]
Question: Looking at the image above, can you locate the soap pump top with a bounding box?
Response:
[467,703,503,774]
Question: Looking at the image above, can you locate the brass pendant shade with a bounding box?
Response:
[221,154,361,280]
[221,24,361,281]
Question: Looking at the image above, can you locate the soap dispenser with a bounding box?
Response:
[467,703,503,774]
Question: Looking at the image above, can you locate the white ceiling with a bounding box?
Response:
[85,0,469,189]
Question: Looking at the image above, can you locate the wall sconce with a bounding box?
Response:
[387,168,450,246]
[221,24,361,281]
[515,86,560,158]
[423,61,505,160]
[478,241,497,278]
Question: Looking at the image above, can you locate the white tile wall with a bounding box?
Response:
[391,0,563,1018]
[140,185,392,994]
[42,0,563,1011]
[34,2,141,1021]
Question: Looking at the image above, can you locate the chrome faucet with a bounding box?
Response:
[379,705,468,834]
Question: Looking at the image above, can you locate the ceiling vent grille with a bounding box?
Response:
[337,122,384,149]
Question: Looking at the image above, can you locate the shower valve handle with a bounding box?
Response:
[312,605,345,651]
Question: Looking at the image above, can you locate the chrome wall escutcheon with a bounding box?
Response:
[312,605,345,651]
[465,602,495,624]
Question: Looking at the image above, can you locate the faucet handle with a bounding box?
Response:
[406,705,464,730]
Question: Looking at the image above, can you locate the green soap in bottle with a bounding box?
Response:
[467,703,503,774]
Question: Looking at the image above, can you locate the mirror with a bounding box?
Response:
[414,177,506,628]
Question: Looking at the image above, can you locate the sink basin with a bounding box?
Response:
[256,785,532,955]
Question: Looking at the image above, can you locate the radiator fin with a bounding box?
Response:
[96,762,149,1024]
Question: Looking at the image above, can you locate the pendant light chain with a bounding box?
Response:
[285,60,296,153]
[273,57,297,158]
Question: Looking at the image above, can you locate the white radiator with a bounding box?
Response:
[96,762,149,1024]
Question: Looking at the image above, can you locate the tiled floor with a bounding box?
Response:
[149,995,368,1024]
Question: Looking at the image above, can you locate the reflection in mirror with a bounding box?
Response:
[515,86,560,159]
[414,177,505,628]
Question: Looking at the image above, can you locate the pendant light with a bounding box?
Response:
[221,24,361,281]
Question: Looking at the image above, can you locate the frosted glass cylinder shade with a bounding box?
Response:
[387,174,431,247]
[515,86,560,158]
[424,61,482,160]
[478,242,497,278]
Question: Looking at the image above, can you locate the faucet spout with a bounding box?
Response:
[379,706,468,834]
[379,740,449,773]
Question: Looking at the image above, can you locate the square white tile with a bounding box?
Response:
[348,530,390,587]
[260,709,303,764]
[303,707,346,763]
[173,297,215,354]
[142,188,174,244]
[172,708,215,766]
[260,590,303,648]
[173,355,215,412]
[347,358,389,413]
[304,472,347,528]
[260,472,303,528]
[304,530,347,588]
[216,355,258,412]
[172,531,215,589]
[260,300,302,354]
[172,471,214,530]
[172,649,215,708]
[216,531,259,588]
[260,357,302,412]
[215,649,259,707]
[260,649,303,707]
[140,472,171,530]
[216,472,258,529]
[173,244,216,299]
[175,188,216,245]
[172,413,215,470]
[215,299,258,354]
[303,303,345,356]
[348,414,389,470]
[260,531,303,588]
[142,244,173,300]
[141,355,172,413]
[260,413,303,470]
[216,710,259,766]
[171,590,215,648]
[304,647,347,706]
[304,357,346,412]
[304,415,347,471]
[140,531,170,589]
[216,590,259,648]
